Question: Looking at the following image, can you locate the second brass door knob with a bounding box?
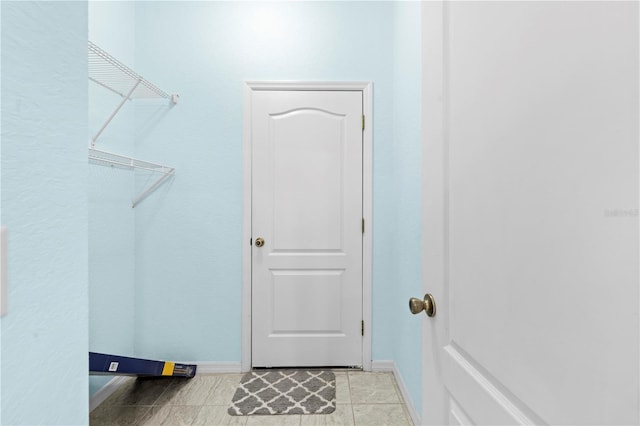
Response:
[409,293,436,317]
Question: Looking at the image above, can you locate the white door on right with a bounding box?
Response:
[422,2,638,425]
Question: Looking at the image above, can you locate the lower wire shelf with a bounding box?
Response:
[89,352,197,378]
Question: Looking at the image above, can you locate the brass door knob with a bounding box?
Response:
[409,294,436,317]
[255,237,265,247]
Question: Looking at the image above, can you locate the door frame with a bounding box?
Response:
[241,81,373,372]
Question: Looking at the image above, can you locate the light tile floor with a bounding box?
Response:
[90,371,414,426]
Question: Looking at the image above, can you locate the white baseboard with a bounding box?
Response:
[192,361,242,374]
[89,376,131,412]
[371,360,395,372]
[372,360,421,426]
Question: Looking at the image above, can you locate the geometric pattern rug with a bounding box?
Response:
[228,370,336,416]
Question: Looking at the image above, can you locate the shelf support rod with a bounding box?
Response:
[91,78,142,148]
[131,169,175,208]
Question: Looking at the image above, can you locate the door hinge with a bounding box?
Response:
[361,320,364,336]
[362,115,365,131]
[362,218,365,234]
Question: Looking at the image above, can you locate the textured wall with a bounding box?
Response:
[1,1,89,424]
[131,1,396,363]
[388,1,422,414]
[0,0,3,414]
[85,0,423,414]
[88,0,137,397]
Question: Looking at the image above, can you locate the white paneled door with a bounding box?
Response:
[422,2,638,425]
[251,89,363,367]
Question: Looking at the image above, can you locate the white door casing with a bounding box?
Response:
[242,82,373,370]
[422,2,639,425]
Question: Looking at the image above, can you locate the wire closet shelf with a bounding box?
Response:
[88,40,178,208]
[88,148,175,208]
[89,41,176,102]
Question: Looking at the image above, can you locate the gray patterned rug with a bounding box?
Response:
[228,370,336,416]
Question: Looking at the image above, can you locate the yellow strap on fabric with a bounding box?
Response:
[162,362,175,376]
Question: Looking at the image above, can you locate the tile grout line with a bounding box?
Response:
[346,371,357,425]
[200,375,225,407]
[389,374,413,424]
[189,405,205,426]
[149,380,174,407]
[133,405,153,426]
[150,378,218,425]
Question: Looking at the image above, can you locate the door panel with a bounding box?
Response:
[271,109,346,251]
[271,270,344,333]
[252,90,363,367]
[422,2,639,424]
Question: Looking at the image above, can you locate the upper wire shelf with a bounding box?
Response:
[89,41,177,102]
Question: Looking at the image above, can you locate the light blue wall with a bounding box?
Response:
[0,0,3,413]
[131,1,397,362]
[88,1,138,397]
[1,1,89,424]
[85,0,423,415]
[390,1,422,413]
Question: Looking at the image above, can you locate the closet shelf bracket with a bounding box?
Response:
[91,79,141,148]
